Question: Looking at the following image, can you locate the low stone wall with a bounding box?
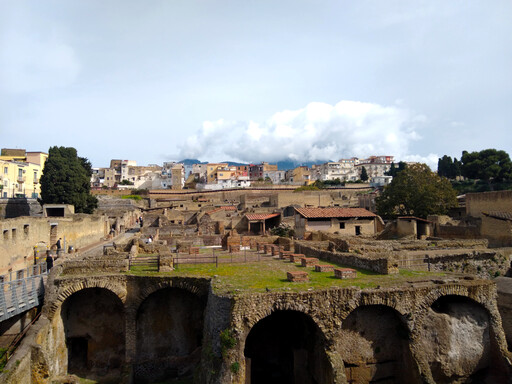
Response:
[58,257,129,275]
[294,242,398,275]
[435,224,480,239]
[425,249,511,278]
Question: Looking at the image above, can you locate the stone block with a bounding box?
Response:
[279,250,293,259]
[334,268,357,279]
[229,244,240,253]
[314,264,334,272]
[290,253,305,263]
[159,255,174,272]
[301,257,319,267]
[287,271,309,282]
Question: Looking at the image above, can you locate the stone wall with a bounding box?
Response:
[481,215,512,247]
[294,241,397,274]
[0,214,108,275]
[0,198,42,219]
[3,264,512,384]
[496,277,512,352]
[466,190,512,218]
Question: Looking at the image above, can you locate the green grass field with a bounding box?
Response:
[127,250,446,295]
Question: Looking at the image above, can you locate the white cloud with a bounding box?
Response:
[179,100,426,163]
[401,153,440,170]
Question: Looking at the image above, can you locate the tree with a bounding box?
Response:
[376,163,457,219]
[360,166,369,181]
[384,161,407,177]
[40,146,98,213]
[461,149,512,183]
[437,155,462,179]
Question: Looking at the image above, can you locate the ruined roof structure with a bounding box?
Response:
[295,207,377,218]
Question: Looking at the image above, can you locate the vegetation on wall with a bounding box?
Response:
[39,146,98,213]
[376,163,457,219]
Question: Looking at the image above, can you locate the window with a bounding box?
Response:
[339,222,345,229]
[24,224,29,235]
[34,171,38,181]
[3,167,7,174]
[12,228,16,240]
[3,230,8,240]
[18,168,23,178]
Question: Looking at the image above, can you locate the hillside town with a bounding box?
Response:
[1,145,512,384]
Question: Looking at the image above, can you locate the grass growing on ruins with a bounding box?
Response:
[127,251,447,294]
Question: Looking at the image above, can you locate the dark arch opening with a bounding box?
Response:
[61,287,125,380]
[134,287,206,383]
[426,295,494,383]
[338,304,418,384]
[244,310,332,384]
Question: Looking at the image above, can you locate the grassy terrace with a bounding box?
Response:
[126,250,448,295]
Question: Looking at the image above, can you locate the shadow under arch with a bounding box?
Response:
[423,294,497,384]
[244,310,333,384]
[134,286,206,384]
[61,287,125,380]
[338,304,419,384]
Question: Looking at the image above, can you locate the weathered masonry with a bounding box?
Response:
[2,269,512,384]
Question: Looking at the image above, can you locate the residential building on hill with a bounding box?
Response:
[0,149,47,198]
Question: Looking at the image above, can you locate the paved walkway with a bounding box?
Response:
[58,227,140,261]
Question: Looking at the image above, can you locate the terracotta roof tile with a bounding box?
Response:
[294,207,376,219]
[483,211,512,221]
[245,213,281,221]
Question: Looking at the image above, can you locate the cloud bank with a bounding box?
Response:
[179,100,436,166]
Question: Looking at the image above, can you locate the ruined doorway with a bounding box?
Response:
[61,288,125,380]
[337,305,418,384]
[135,287,206,384]
[50,224,58,248]
[68,337,88,372]
[244,310,332,384]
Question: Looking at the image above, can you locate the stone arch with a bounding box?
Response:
[340,291,411,320]
[60,287,126,380]
[47,278,127,320]
[133,285,206,384]
[242,299,331,337]
[416,293,498,383]
[417,285,496,317]
[126,278,206,317]
[337,304,420,384]
[244,309,334,384]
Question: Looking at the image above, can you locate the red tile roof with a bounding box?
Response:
[294,207,377,219]
[245,213,281,221]
[483,211,512,221]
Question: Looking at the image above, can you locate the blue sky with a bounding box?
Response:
[1,0,511,168]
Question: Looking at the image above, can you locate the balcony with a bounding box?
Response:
[33,178,39,184]
[17,176,26,183]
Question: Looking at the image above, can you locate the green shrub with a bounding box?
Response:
[230,361,240,374]
[220,329,237,357]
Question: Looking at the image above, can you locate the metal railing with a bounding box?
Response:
[0,264,48,322]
